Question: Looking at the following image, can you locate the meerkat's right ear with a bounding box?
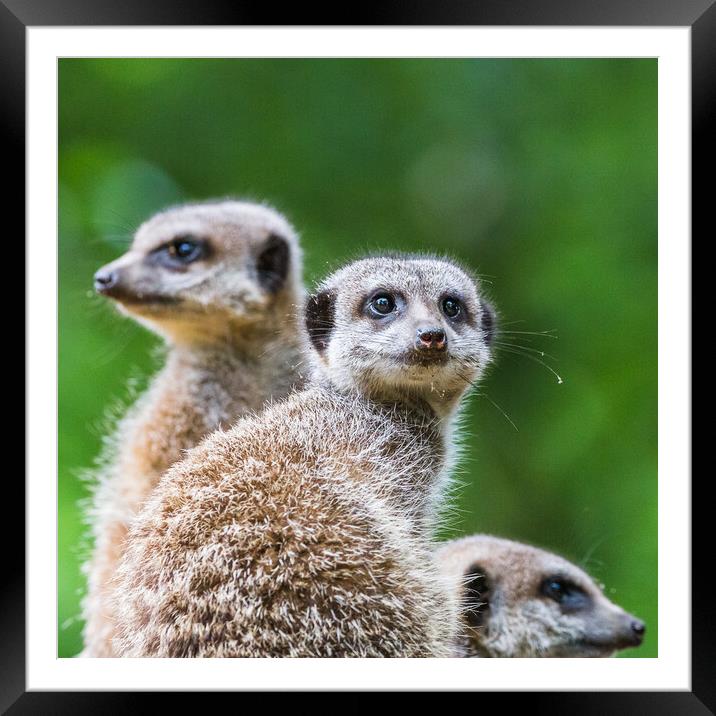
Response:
[305,290,336,353]
[463,563,491,628]
[256,234,291,293]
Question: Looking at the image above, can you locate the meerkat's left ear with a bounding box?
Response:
[305,290,335,353]
[463,563,491,628]
[256,234,291,293]
[480,300,496,346]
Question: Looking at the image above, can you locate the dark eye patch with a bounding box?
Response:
[540,575,591,612]
[365,292,396,318]
[360,291,405,323]
[149,234,208,270]
[441,296,462,319]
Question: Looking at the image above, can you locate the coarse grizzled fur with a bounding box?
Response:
[112,255,495,657]
[436,535,646,657]
[81,200,305,657]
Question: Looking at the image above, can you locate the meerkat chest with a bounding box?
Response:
[319,401,446,523]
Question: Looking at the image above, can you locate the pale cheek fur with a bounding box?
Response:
[486,603,586,657]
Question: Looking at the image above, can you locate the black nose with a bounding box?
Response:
[415,328,447,351]
[94,269,118,294]
[631,619,646,642]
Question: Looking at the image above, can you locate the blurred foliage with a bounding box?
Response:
[58,59,657,658]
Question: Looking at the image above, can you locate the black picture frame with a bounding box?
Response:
[8,0,704,711]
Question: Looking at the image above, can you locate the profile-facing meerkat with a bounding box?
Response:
[111,254,496,657]
[436,534,646,657]
[81,200,305,657]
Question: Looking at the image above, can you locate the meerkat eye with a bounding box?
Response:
[441,296,462,319]
[540,576,589,611]
[165,236,205,264]
[367,293,396,318]
[542,578,568,602]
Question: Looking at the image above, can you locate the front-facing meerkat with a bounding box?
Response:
[81,200,304,657]
[112,255,495,657]
[436,535,646,657]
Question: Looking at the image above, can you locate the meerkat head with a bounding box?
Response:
[437,535,646,657]
[93,200,301,344]
[304,255,495,415]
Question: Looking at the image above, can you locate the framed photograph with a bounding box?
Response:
[12,0,703,710]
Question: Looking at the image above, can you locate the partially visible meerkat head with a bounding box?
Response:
[304,255,495,416]
[436,535,646,657]
[93,200,302,344]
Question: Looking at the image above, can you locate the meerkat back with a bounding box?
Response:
[436,535,646,657]
[81,200,305,657]
[113,255,496,657]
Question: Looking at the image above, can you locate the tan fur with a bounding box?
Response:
[81,200,305,657]
[112,255,495,657]
[436,535,646,657]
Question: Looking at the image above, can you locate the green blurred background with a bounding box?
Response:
[58,59,657,658]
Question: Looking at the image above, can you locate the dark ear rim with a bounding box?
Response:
[463,562,491,629]
[480,300,496,346]
[305,289,335,353]
[256,233,291,294]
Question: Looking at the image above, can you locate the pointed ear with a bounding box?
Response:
[480,300,496,346]
[256,234,291,293]
[463,563,491,628]
[305,290,335,353]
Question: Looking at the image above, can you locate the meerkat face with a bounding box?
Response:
[438,536,645,658]
[305,256,495,413]
[93,201,301,342]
